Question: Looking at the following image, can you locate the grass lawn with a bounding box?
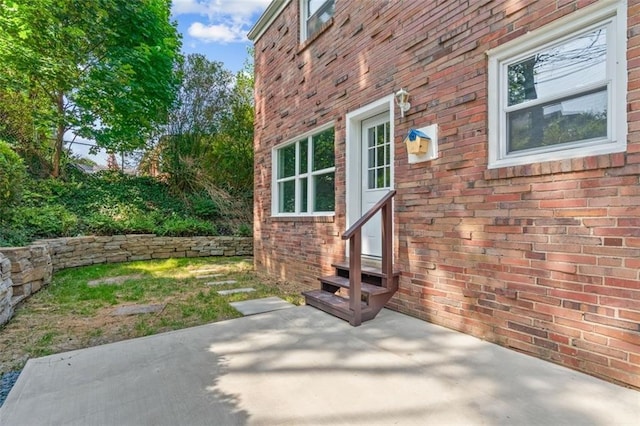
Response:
[0,257,306,374]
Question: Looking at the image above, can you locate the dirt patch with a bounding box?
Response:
[87,274,144,287]
[0,265,310,374]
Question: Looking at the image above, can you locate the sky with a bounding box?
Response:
[172,0,271,73]
[73,0,271,165]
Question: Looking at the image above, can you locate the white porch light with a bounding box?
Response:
[395,88,410,118]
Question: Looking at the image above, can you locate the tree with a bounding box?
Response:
[153,54,234,192]
[0,0,182,177]
[210,67,255,193]
[0,140,26,211]
[0,88,53,176]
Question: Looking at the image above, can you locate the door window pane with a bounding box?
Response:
[376,145,385,167]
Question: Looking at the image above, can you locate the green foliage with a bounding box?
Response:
[236,223,252,237]
[158,216,218,237]
[0,171,254,246]
[187,193,220,219]
[145,54,254,197]
[0,89,53,176]
[12,205,78,238]
[0,139,26,210]
[0,0,183,177]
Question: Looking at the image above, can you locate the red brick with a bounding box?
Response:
[253,0,640,389]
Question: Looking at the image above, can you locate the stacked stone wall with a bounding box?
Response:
[0,252,13,325]
[0,235,253,325]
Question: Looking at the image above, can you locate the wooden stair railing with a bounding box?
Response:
[303,190,397,326]
[342,190,396,326]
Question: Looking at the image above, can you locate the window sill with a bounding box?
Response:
[484,152,626,180]
[298,18,334,53]
[270,215,335,223]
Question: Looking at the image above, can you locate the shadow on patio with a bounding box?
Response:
[1,306,638,425]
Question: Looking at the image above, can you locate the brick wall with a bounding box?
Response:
[253,0,640,388]
[0,235,253,325]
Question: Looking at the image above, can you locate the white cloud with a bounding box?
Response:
[188,22,245,43]
[173,0,272,43]
[172,0,272,18]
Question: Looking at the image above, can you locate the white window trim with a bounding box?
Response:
[487,0,627,169]
[271,122,336,217]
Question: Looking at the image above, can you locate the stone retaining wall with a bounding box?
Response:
[0,235,253,325]
[0,252,13,325]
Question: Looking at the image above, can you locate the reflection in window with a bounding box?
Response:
[303,0,335,40]
[507,28,606,106]
[274,127,335,214]
[505,27,608,153]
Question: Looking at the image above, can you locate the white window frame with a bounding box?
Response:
[300,0,334,42]
[487,0,627,169]
[272,123,335,216]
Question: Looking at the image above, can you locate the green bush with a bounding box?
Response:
[0,140,26,210]
[83,213,125,235]
[159,216,217,237]
[236,223,252,237]
[188,193,220,219]
[12,205,78,238]
[0,170,245,245]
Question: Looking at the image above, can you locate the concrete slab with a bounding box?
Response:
[217,287,255,295]
[1,308,638,426]
[110,304,165,316]
[230,296,295,315]
[195,274,222,279]
[205,280,237,286]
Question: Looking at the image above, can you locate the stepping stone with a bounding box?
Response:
[111,304,165,316]
[217,288,255,295]
[205,280,237,286]
[88,274,144,287]
[193,268,220,274]
[195,274,223,279]
[230,297,295,316]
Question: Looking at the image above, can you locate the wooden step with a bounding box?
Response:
[319,275,391,296]
[332,262,400,279]
[332,262,400,289]
[302,289,374,323]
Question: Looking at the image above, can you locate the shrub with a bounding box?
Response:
[236,223,252,237]
[188,193,220,220]
[159,216,217,237]
[0,140,26,210]
[12,205,79,238]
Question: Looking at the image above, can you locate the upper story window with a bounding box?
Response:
[301,0,335,42]
[273,125,335,215]
[487,1,626,169]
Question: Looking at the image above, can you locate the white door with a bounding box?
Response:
[361,113,392,258]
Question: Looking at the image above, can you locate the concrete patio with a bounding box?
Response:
[1,306,638,425]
